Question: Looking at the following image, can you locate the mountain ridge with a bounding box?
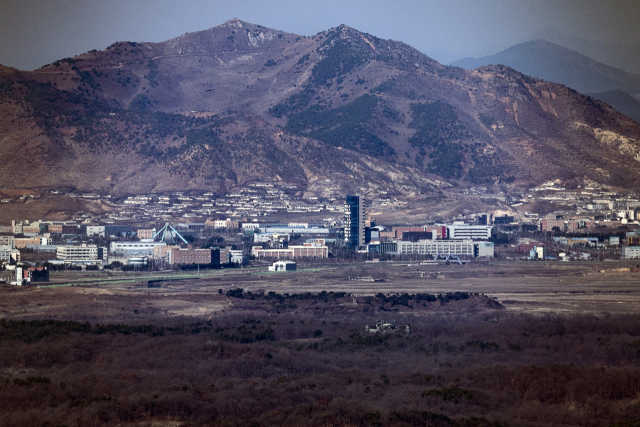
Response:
[451,39,640,122]
[1,20,640,198]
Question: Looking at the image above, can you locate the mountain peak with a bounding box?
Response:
[221,18,261,29]
[2,21,640,196]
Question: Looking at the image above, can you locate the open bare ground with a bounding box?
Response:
[3,261,640,322]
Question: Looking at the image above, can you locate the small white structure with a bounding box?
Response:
[11,267,24,286]
[623,246,640,259]
[86,225,106,237]
[268,261,297,272]
[229,250,244,264]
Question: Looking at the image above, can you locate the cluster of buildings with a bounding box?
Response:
[38,184,347,225]
[340,196,495,258]
[242,196,497,261]
[0,218,248,272]
[11,180,640,277]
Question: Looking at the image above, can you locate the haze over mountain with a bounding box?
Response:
[451,40,640,122]
[1,19,640,197]
[528,26,640,76]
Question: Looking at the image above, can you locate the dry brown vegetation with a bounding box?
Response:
[1,287,640,427]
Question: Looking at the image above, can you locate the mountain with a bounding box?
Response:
[451,40,640,122]
[584,90,640,124]
[2,20,640,198]
[527,26,640,76]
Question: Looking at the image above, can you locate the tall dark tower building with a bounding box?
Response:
[345,195,365,248]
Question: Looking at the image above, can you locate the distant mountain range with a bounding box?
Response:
[451,40,640,122]
[1,20,640,197]
[527,26,640,76]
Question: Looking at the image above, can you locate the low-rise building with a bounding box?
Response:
[252,243,329,259]
[623,246,640,259]
[268,261,297,271]
[540,219,565,232]
[12,266,48,285]
[110,241,166,257]
[389,227,425,239]
[425,226,448,239]
[258,226,330,235]
[0,235,15,247]
[48,224,78,234]
[213,220,228,228]
[392,240,493,258]
[153,245,180,260]
[446,223,492,240]
[167,248,212,265]
[57,244,106,261]
[86,225,105,237]
[22,226,41,235]
[15,237,43,249]
[0,246,20,262]
[137,228,156,239]
[396,240,475,257]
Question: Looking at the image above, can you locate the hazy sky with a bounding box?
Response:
[1,0,638,71]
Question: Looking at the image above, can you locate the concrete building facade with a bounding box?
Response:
[252,243,329,259]
[110,241,166,257]
[393,240,494,258]
[56,244,105,261]
[446,223,492,240]
[167,248,212,265]
[623,246,640,259]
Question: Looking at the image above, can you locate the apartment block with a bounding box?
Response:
[0,235,15,247]
[252,243,328,259]
[153,245,180,260]
[167,248,212,265]
[15,237,42,249]
[446,223,492,240]
[623,246,640,259]
[56,244,101,261]
[137,228,156,239]
[540,219,565,232]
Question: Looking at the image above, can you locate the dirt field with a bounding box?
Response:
[2,261,640,321]
[3,261,640,427]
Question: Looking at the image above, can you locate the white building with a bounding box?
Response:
[0,236,15,248]
[396,240,475,257]
[86,225,106,237]
[228,250,244,264]
[476,241,495,258]
[446,223,493,240]
[110,241,166,257]
[258,226,330,235]
[393,240,493,258]
[214,220,228,228]
[57,244,106,261]
[0,246,20,262]
[268,261,297,271]
[623,246,640,259]
[252,243,329,259]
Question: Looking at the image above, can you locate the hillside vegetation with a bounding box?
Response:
[2,20,640,194]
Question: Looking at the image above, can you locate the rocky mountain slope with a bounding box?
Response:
[452,40,640,122]
[1,20,640,197]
